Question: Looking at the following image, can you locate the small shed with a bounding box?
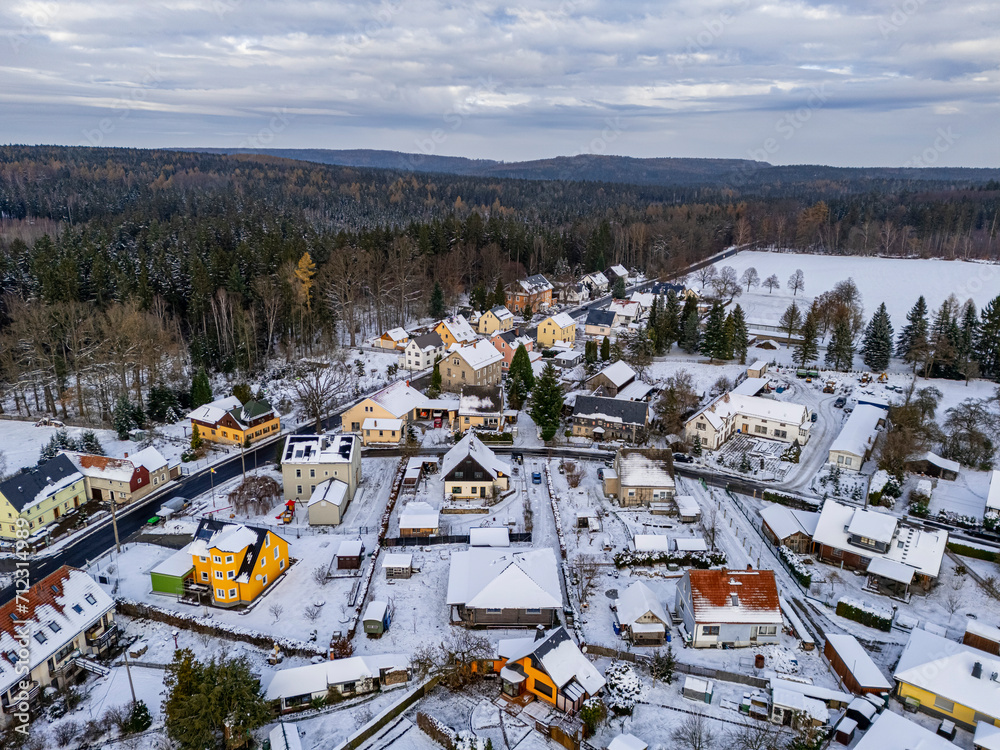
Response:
[770,688,828,728]
[845,696,878,729]
[672,537,708,553]
[554,350,583,368]
[382,553,413,579]
[469,527,510,547]
[607,734,647,750]
[336,540,365,570]
[682,676,713,704]
[269,722,304,750]
[399,502,440,537]
[149,545,195,596]
[602,468,619,497]
[363,600,391,636]
[633,534,669,553]
[823,633,892,694]
[674,495,701,523]
[747,360,768,379]
[906,451,960,481]
[963,619,1000,656]
[834,716,857,745]
[974,721,1000,750]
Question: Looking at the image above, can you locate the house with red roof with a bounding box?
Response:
[675,568,782,648]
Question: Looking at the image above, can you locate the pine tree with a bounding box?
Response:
[779,301,802,341]
[795,304,820,368]
[701,301,727,361]
[860,302,894,372]
[647,297,662,353]
[691,437,702,456]
[977,294,1000,379]
[190,367,212,409]
[927,297,959,378]
[612,276,626,299]
[232,383,252,404]
[113,393,135,440]
[492,278,506,309]
[428,360,443,398]
[600,336,611,361]
[825,315,855,371]
[956,300,980,382]
[190,423,203,450]
[429,282,446,318]
[681,309,701,354]
[729,304,749,364]
[896,296,930,368]
[660,290,681,353]
[507,344,535,409]
[529,362,564,442]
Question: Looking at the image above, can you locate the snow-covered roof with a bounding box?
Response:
[771,687,828,724]
[151,544,196,578]
[913,451,960,475]
[308,478,349,508]
[337,540,364,558]
[546,312,576,329]
[442,433,511,481]
[0,454,83,512]
[187,395,243,424]
[769,677,851,706]
[270,724,303,750]
[454,339,504,370]
[131,446,168,473]
[446,547,561,610]
[383,327,408,342]
[370,380,428,418]
[829,404,884,458]
[0,566,114,695]
[209,524,259,553]
[673,537,707,552]
[965,618,1000,644]
[585,309,616,328]
[853,708,956,750]
[265,654,408,701]
[987,470,1000,514]
[633,534,669,552]
[517,274,554,294]
[400,502,439,530]
[614,381,655,401]
[593,360,636,388]
[574,396,648,427]
[629,291,654,308]
[895,627,1000,721]
[362,418,403,431]
[824,633,891,690]
[583,271,609,287]
[690,392,808,431]
[382,553,412,569]
[63,451,135,483]
[363,600,388,623]
[761,505,819,541]
[685,569,782,625]
[439,315,478,343]
[674,495,701,518]
[488,305,514,321]
[607,734,647,750]
[469,527,510,547]
[731,377,768,396]
[498,626,604,695]
[459,386,503,415]
[975,721,1000,750]
[749,359,767,372]
[608,264,628,277]
[616,450,674,489]
[616,581,667,628]
[409,331,444,352]
[283,433,358,465]
[608,300,640,317]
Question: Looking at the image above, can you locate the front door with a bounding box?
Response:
[480,486,486,498]
[93,488,103,502]
[742,423,749,433]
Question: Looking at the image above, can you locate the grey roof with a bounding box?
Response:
[0,454,81,512]
[573,395,648,426]
[411,331,444,349]
[585,309,616,327]
[650,282,685,296]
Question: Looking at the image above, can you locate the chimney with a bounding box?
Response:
[973,662,983,679]
[534,625,546,641]
[124,452,128,458]
[746,564,753,571]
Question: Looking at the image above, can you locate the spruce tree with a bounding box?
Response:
[681,309,701,354]
[522,303,533,323]
[730,304,749,364]
[507,344,535,409]
[492,277,506,309]
[660,290,681,353]
[927,297,959,378]
[779,300,802,341]
[977,294,1000,379]
[825,315,855,371]
[429,281,446,318]
[701,301,727,361]
[795,304,820,368]
[956,300,979,382]
[428,360,443,398]
[584,339,597,365]
[601,336,611,361]
[529,362,564,442]
[113,393,135,440]
[190,367,212,409]
[647,297,662,353]
[612,275,627,299]
[190,423,203,450]
[896,296,929,368]
[860,302,894,372]
[470,283,488,312]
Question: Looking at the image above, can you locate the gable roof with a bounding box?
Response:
[499,626,605,695]
[608,300,640,317]
[383,327,408,341]
[616,450,674,488]
[854,711,955,750]
[130,446,168,473]
[616,580,668,627]
[189,518,284,583]
[573,395,648,427]
[760,505,820,540]
[488,305,514,321]
[399,501,439,529]
[442,433,511,479]
[591,360,636,388]
[447,547,561,610]
[689,392,808,431]
[63,452,135,483]
[829,404,884,458]
[410,331,444,351]
[369,380,427,418]
[438,315,477,343]
[685,568,782,624]
[517,274,553,294]
[453,339,503,369]
[545,312,576,329]
[0,454,83,512]
[585,309,616,328]
[226,398,276,428]
[308,478,349,508]
[265,654,408,701]
[824,633,892,690]
[188,395,243,424]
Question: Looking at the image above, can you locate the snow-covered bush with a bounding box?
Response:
[604,660,643,715]
[780,546,812,587]
[836,597,892,631]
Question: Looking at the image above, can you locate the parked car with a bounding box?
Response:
[597,468,604,480]
[531,472,542,484]
[672,453,694,463]
[834,396,846,408]
[811,412,818,423]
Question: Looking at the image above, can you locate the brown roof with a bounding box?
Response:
[1,565,74,642]
[687,568,781,622]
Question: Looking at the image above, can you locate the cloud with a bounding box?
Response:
[0,0,997,166]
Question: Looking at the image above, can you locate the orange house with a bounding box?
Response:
[508,275,554,313]
[496,627,605,714]
[189,519,289,607]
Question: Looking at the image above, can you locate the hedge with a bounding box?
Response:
[947,542,998,563]
[613,550,727,569]
[761,491,817,511]
[835,599,892,632]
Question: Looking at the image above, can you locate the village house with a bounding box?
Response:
[824,633,892,695]
[812,499,947,596]
[894,627,1000,731]
[508,274,554,313]
[188,395,280,446]
[614,580,669,645]
[760,505,819,554]
[586,360,636,397]
[376,327,409,350]
[441,339,504,391]
[536,312,577,349]
[827,404,887,471]
[456,385,504,434]
[614,380,657,403]
[189,519,290,607]
[572,396,648,443]
[558,282,589,305]
[399,502,440,537]
[490,330,534,371]
[399,331,446,371]
[675,568,783,649]
[478,305,515,335]
[604,449,675,507]
[63,446,173,506]
[608,299,642,325]
[582,271,609,295]
[447,547,562,626]
[442,432,511,500]
[684,392,811,450]
[584,309,617,339]
[341,380,426,438]
[605,264,629,285]
[0,566,118,718]
[280,433,361,518]
[0,454,85,539]
[497,626,605,714]
[265,654,410,713]
[435,315,478,347]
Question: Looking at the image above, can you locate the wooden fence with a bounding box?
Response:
[581,643,769,689]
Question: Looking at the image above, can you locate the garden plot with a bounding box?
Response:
[914,469,992,524]
[710,434,793,481]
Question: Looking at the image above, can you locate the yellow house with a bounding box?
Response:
[498,627,605,714]
[189,519,289,607]
[478,306,514,335]
[536,312,577,349]
[188,396,281,446]
[0,454,86,540]
[341,380,426,442]
[435,315,478,347]
[894,627,1000,731]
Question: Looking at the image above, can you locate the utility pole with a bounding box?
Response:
[110,498,121,554]
[210,468,217,509]
[123,648,137,705]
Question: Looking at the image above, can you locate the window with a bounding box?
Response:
[201,571,208,581]
[85,594,97,605]
[452,486,462,494]
[758,626,777,636]
[297,485,302,494]
[774,429,787,439]
[844,457,852,466]
[754,425,767,435]
[933,695,955,712]
[696,422,706,431]
[831,547,843,558]
[837,455,844,464]
[215,571,223,580]
[279,559,285,570]
[213,555,222,563]
[229,588,237,598]
[533,679,553,698]
[262,575,268,586]
[274,547,280,559]
[200,556,207,562]
[225,555,234,564]
[702,625,720,635]
[72,604,83,614]
[227,571,235,579]
[310,469,315,478]
[34,632,47,644]
[296,469,301,478]
[526,608,541,615]
[217,588,225,598]
[265,536,269,547]
[261,557,266,568]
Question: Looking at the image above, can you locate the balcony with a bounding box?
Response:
[2,681,41,713]
[85,621,119,649]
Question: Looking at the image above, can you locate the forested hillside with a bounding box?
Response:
[0,145,999,428]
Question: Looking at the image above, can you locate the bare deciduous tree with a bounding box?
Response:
[268,603,284,623]
[293,363,353,434]
[740,267,760,292]
[671,712,718,750]
[725,719,785,750]
[788,268,805,296]
[312,567,330,587]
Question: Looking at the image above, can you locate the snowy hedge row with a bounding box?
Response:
[613,549,726,569]
[779,546,812,587]
[835,597,892,632]
[761,491,819,510]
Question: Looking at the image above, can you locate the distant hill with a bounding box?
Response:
[173,147,1000,188]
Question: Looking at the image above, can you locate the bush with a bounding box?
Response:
[947,542,998,563]
[836,598,892,631]
[614,549,727,569]
[127,700,152,733]
[54,721,79,747]
[761,491,816,510]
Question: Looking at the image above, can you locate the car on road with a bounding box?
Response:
[811,412,818,422]
[672,453,694,463]
[531,472,542,484]
[833,396,846,408]
[597,468,604,479]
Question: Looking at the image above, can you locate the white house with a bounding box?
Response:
[685,392,811,450]
[828,404,886,471]
[446,547,561,627]
[675,568,782,648]
[265,654,409,712]
[615,580,669,645]
[399,331,446,371]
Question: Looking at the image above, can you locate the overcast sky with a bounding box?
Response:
[2,0,998,167]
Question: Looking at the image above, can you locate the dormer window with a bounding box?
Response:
[85,594,97,605]
[72,604,83,614]
[730,594,739,606]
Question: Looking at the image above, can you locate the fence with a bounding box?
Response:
[335,676,441,750]
[581,643,769,689]
[383,532,532,547]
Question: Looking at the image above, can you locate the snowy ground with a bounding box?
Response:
[0,417,143,475]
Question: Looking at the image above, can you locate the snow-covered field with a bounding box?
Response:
[0,418,143,475]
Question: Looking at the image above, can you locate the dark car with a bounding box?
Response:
[811,412,818,423]
[672,453,694,463]
[834,396,846,408]
[597,468,604,480]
